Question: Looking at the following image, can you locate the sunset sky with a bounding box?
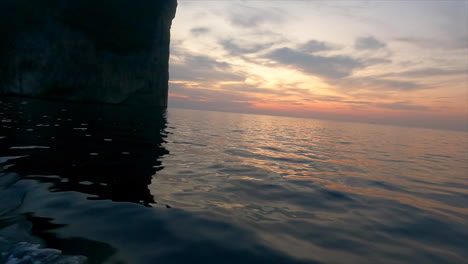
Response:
[168,0,467,131]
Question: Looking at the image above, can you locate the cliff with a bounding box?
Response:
[0,0,177,106]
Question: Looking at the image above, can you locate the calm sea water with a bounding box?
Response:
[0,97,467,264]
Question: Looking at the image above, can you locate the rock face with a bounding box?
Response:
[0,0,177,106]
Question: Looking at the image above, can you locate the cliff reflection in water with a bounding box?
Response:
[0,97,168,206]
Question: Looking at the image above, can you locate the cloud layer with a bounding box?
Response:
[355,36,386,50]
[168,1,468,131]
[266,47,363,79]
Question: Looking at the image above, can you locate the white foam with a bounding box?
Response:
[0,239,86,264]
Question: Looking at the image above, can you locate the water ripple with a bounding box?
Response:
[0,99,467,263]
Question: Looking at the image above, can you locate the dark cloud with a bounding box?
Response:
[220,39,275,55]
[304,94,372,105]
[343,100,373,105]
[395,37,437,49]
[291,102,304,106]
[309,95,345,102]
[184,55,230,70]
[376,102,429,111]
[265,47,363,79]
[190,27,210,36]
[220,83,290,97]
[379,68,466,78]
[298,40,338,53]
[170,54,245,82]
[366,79,422,91]
[170,83,256,102]
[363,57,392,66]
[228,5,283,28]
[355,36,386,50]
[169,82,258,112]
[264,47,391,80]
[334,77,425,92]
[394,37,468,50]
[170,96,253,113]
[223,86,374,106]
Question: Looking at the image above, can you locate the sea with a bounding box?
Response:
[0,97,467,264]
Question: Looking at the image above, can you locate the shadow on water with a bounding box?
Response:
[0,97,169,206]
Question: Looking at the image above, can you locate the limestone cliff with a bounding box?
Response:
[0,0,177,106]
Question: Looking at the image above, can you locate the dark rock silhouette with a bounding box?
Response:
[0,0,177,106]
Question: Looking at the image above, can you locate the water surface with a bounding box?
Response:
[1,98,467,263]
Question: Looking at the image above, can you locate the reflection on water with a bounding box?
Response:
[1,98,467,264]
[1,97,168,206]
[158,109,468,216]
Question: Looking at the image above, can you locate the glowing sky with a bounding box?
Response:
[168,0,467,131]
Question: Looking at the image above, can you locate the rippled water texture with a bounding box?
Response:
[1,98,467,264]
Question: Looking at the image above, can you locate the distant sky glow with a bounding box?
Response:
[168,0,468,131]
